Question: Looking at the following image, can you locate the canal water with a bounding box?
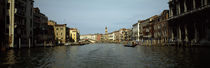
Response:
[0,43,210,68]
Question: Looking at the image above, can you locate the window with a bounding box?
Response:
[56,28,59,30]
[60,28,63,30]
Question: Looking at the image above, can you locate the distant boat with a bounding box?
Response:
[124,41,137,47]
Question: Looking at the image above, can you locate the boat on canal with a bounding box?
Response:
[124,41,137,47]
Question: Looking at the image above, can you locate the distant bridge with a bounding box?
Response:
[80,39,97,43]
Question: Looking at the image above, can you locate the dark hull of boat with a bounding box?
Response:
[124,45,137,47]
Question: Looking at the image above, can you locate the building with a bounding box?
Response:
[141,15,158,45]
[54,24,67,44]
[47,20,57,44]
[132,20,144,41]
[96,34,103,41]
[46,24,55,45]
[8,0,34,48]
[0,0,8,49]
[108,31,120,42]
[105,27,108,34]
[69,28,80,42]
[168,0,210,45]
[153,10,169,45]
[108,33,114,41]
[104,27,108,40]
[33,8,50,46]
[119,28,132,42]
[48,20,57,26]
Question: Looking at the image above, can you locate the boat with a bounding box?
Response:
[124,41,137,47]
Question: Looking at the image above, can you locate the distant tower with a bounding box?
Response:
[105,27,108,34]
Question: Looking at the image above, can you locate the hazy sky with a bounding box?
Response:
[34,0,169,35]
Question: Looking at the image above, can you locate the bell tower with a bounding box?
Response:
[105,27,108,34]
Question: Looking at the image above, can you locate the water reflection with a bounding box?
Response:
[5,50,16,65]
[0,44,210,68]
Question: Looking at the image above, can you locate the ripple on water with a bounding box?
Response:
[1,44,210,68]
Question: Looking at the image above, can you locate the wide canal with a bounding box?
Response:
[0,43,210,68]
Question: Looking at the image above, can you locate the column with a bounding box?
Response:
[208,24,210,40]
[178,26,182,44]
[137,23,140,41]
[194,23,198,43]
[170,8,173,17]
[177,3,181,15]
[193,0,196,9]
[19,38,21,48]
[8,0,15,48]
[29,38,31,48]
[184,0,188,12]
[184,25,189,43]
[205,0,207,5]
[169,5,173,17]
[171,28,174,41]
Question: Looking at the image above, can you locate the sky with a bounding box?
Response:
[34,0,169,35]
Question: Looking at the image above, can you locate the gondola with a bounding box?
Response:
[124,41,137,47]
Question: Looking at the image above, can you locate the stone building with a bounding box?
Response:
[107,31,119,42]
[141,15,158,45]
[54,24,67,44]
[8,0,34,48]
[96,34,103,42]
[132,20,144,41]
[0,0,8,49]
[112,31,120,42]
[69,28,80,42]
[132,21,140,41]
[168,0,210,45]
[153,10,169,45]
[48,20,57,26]
[33,8,50,46]
[119,28,132,42]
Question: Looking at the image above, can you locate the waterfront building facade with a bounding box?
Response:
[96,34,103,41]
[0,0,8,49]
[119,28,132,42]
[153,10,169,45]
[48,20,57,26]
[141,16,158,45]
[168,0,210,45]
[132,20,144,41]
[54,24,67,44]
[132,22,140,41]
[8,0,34,48]
[69,28,80,42]
[33,8,50,46]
